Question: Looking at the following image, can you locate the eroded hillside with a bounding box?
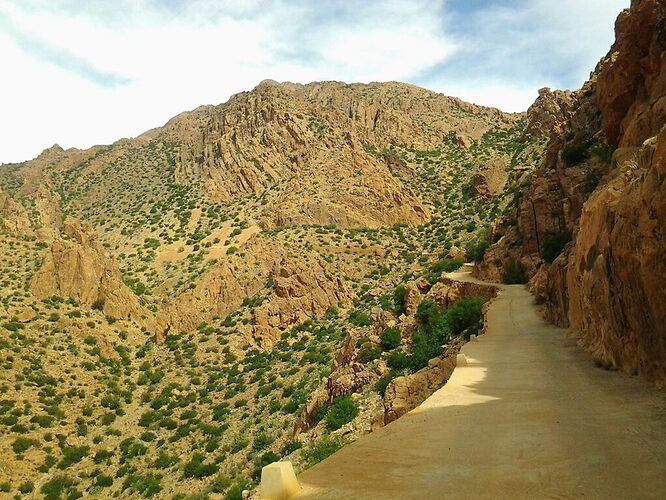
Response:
[0,80,545,497]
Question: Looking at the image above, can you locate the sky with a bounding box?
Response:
[0,0,628,164]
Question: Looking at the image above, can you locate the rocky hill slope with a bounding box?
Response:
[0,80,545,497]
[476,0,666,385]
[2,1,662,495]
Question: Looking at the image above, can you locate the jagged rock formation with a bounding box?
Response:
[157,80,515,228]
[157,237,354,344]
[31,218,153,324]
[479,0,666,384]
[0,187,31,235]
[469,158,509,198]
[520,87,577,140]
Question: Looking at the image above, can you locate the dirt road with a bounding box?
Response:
[296,270,666,499]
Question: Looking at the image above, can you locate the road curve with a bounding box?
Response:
[296,269,666,499]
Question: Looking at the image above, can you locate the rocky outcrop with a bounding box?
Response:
[31,219,152,323]
[157,238,354,343]
[159,81,518,229]
[567,132,666,382]
[0,188,31,235]
[482,0,666,384]
[429,275,497,309]
[596,0,666,148]
[520,87,577,140]
[402,281,423,316]
[470,157,509,198]
[383,356,456,423]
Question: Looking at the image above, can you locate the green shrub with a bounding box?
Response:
[380,327,401,350]
[95,474,113,488]
[0,482,9,493]
[326,395,359,431]
[385,350,410,371]
[590,141,614,162]
[465,230,490,263]
[12,436,38,454]
[154,451,179,469]
[447,298,484,336]
[562,140,592,166]
[375,371,398,396]
[183,452,217,478]
[19,481,34,493]
[301,435,345,468]
[501,259,528,284]
[41,475,77,500]
[252,432,273,452]
[93,449,114,464]
[2,321,24,332]
[410,300,454,370]
[541,231,572,263]
[122,472,162,497]
[347,309,372,327]
[280,440,302,455]
[357,343,381,363]
[30,414,54,428]
[91,298,105,311]
[211,474,232,493]
[426,259,463,284]
[583,170,601,193]
[58,445,89,469]
[225,484,246,500]
[393,285,406,316]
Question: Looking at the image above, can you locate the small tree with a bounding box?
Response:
[326,396,359,431]
[380,327,402,350]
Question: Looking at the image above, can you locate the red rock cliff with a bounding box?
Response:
[479,0,666,384]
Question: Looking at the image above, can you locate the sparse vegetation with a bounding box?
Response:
[541,231,572,263]
[0,80,546,497]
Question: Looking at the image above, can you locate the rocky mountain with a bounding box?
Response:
[476,0,666,385]
[1,1,662,497]
[0,77,543,497]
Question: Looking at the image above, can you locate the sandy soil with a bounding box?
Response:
[296,269,666,499]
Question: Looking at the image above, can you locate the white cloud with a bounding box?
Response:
[0,0,628,163]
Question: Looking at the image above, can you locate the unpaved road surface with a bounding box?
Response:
[296,270,666,499]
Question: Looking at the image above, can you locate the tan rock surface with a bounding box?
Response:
[567,132,666,382]
[470,157,509,198]
[382,356,456,423]
[30,218,152,323]
[520,87,577,140]
[0,188,31,235]
[157,237,354,342]
[479,0,666,384]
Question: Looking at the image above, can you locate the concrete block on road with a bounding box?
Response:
[261,461,300,499]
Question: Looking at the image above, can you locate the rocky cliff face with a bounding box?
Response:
[31,218,153,324]
[567,128,666,381]
[156,237,354,345]
[0,187,31,235]
[479,0,666,384]
[158,80,514,229]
